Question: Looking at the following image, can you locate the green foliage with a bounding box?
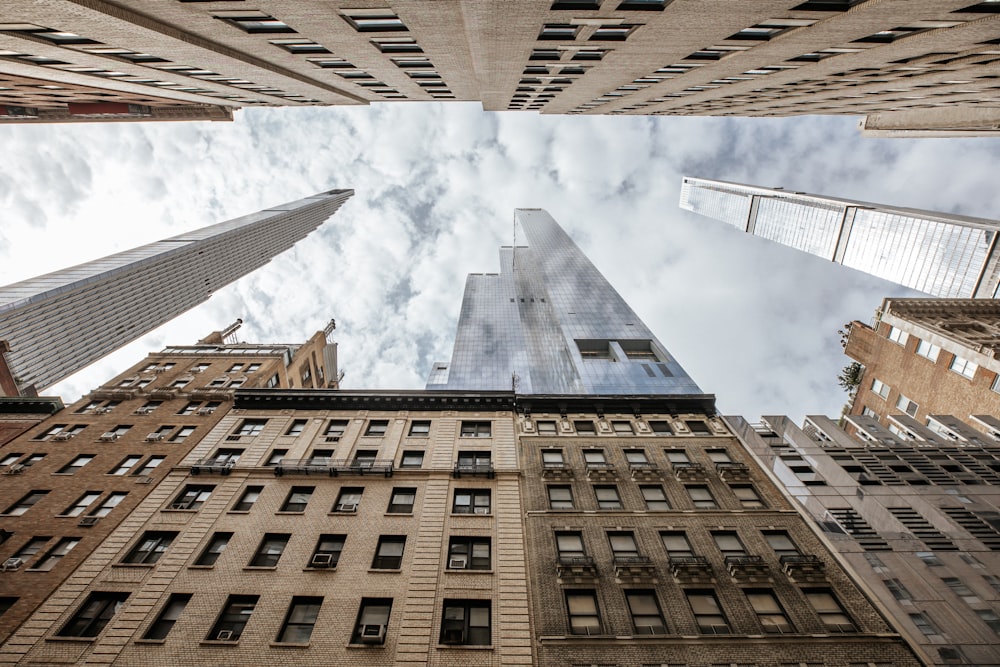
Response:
[837,361,863,393]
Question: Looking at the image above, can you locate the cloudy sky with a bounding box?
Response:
[2,104,999,423]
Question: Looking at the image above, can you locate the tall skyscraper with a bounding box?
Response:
[0,189,353,396]
[427,208,703,395]
[680,176,1000,299]
[2,1,1000,135]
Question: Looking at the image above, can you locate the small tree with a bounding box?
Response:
[837,361,863,394]
[837,322,853,350]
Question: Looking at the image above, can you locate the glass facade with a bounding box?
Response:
[0,189,353,393]
[428,209,703,395]
[680,177,1000,299]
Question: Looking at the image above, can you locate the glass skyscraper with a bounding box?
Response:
[427,208,704,396]
[0,189,353,395]
[680,177,1000,299]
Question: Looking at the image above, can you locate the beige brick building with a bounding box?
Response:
[0,322,338,645]
[3,0,1000,133]
[730,414,1000,666]
[844,298,1000,435]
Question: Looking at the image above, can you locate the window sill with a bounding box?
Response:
[112,562,155,569]
[46,636,95,643]
[161,508,197,513]
[200,639,239,646]
[244,566,277,571]
[227,510,250,514]
[134,639,166,645]
[450,513,493,518]
[436,644,494,650]
[368,568,402,573]
[270,641,310,648]
[446,569,493,574]
[346,642,385,649]
[385,512,414,517]
[188,564,215,570]
[275,511,305,515]
[303,566,338,572]
[328,511,358,516]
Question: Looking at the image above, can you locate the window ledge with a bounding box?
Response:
[270,641,310,648]
[436,644,494,650]
[385,512,414,517]
[51,473,74,476]
[450,513,493,518]
[275,511,305,515]
[327,512,358,516]
[161,508,197,513]
[303,567,338,572]
[112,562,155,569]
[200,639,239,646]
[347,642,386,649]
[243,566,278,571]
[368,568,402,573]
[188,564,214,570]
[227,510,250,514]
[446,569,494,574]
[134,639,166,645]
[46,635,96,643]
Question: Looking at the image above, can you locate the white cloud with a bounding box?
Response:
[2,105,999,425]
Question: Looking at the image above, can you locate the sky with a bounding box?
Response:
[2,103,1000,423]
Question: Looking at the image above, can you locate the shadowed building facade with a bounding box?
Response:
[0,189,352,396]
[2,1,1000,134]
[680,177,1000,299]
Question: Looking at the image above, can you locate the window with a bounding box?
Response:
[548,485,574,509]
[448,537,490,570]
[640,485,670,510]
[611,420,633,434]
[170,426,196,442]
[277,597,322,644]
[916,339,940,361]
[583,449,607,467]
[566,591,602,635]
[144,594,190,640]
[555,532,586,561]
[124,531,176,565]
[135,456,165,477]
[232,486,262,512]
[310,534,345,568]
[909,612,940,637]
[246,363,261,373]
[110,455,141,476]
[686,485,718,509]
[190,363,211,374]
[456,451,492,472]
[271,37,330,54]
[365,420,389,436]
[387,487,416,513]
[265,450,287,466]
[712,531,747,557]
[950,355,978,379]
[460,421,491,438]
[400,451,424,468]
[626,590,667,635]
[194,532,231,566]
[5,491,48,516]
[171,485,213,510]
[686,591,730,634]
[265,373,279,388]
[536,420,558,435]
[624,449,649,465]
[747,590,793,633]
[371,36,421,52]
[870,378,890,399]
[0,453,21,466]
[31,538,78,571]
[764,531,799,558]
[178,402,199,415]
[917,551,943,566]
[99,425,131,440]
[539,23,579,40]
[648,420,673,434]
[665,449,690,465]
[14,537,50,565]
[250,533,290,567]
[90,492,126,518]
[942,577,980,603]
[574,420,596,434]
[372,536,406,569]
[351,599,391,644]
[62,492,100,517]
[592,24,636,40]
[594,485,622,509]
[234,419,267,437]
[58,455,94,475]
[805,589,855,632]
[976,609,1000,635]
[660,531,694,558]
[861,407,878,418]
[408,420,430,437]
[888,326,909,345]
[341,10,407,32]
[208,595,259,641]
[280,487,313,513]
[334,487,363,512]
[210,448,242,466]
[608,531,640,559]
[731,485,765,508]
[983,575,1000,594]
[440,600,490,645]
[542,449,565,468]
[285,420,307,436]
[58,592,129,638]
[896,394,918,417]
[884,578,912,601]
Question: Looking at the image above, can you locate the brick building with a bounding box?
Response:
[729,414,1000,666]
[844,298,1000,432]
[0,321,338,644]
[2,1,1000,134]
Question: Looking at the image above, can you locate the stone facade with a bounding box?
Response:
[2,1,1000,133]
[729,414,1000,667]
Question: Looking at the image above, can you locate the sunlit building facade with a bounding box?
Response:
[0,189,353,396]
[428,209,702,395]
[680,177,1000,299]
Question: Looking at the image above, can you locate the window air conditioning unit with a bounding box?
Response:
[225,434,242,441]
[215,630,234,641]
[359,624,386,644]
[52,432,75,441]
[3,464,25,475]
[448,557,467,569]
[134,407,154,415]
[135,476,152,484]
[197,407,214,415]
[311,553,334,568]
[78,516,100,527]
[153,366,167,373]
[93,407,112,414]
[337,503,358,513]
[99,432,119,442]
[170,502,189,510]
[473,506,490,515]
[2,558,24,571]
[441,628,465,644]
[145,433,164,442]
[325,436,341,443]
